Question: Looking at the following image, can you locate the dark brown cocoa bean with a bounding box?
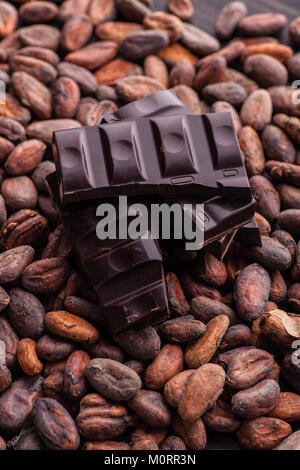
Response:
[289,16,300,48]
[269,270,287,303]
[85,358,141,401]
[226,348,275,390]
[22,258,70,294]
[119,30,169,62]
[219,324,252,352]
[42,224,71,259]
[202,82,247,106]
[234,264,270,321]
[0,317,19,368]
[63,350,90,401]
[114,326,160,360]
[6,423,44,450]
[194,252,227,287]
[237,417,291,450]
[0,286,9,312]
[169,61,194,88]
[0,364,11,393]
[181,23,220,56]
[167,0,194,21]
[128,390,172,427]
[33,398,80,450]
[244,54,287,87]
[172,412,206,450]
[232,379,280,419]
[250,175,280,221]
[239,13,287,37]
[36,334,75,363]
[244,236,291,271]
[1,209,49,251]
[191,296,238,325]
[203,399,240,433]
[160,435,187,450]
[273,114,300,146]
[215,1,248,40]
[260,309,300,347]
[77,393,136,440]
[116,0,150,22]
[8,288,45,339]
[261,125,296,163]
[0,375,43,435]
[57,62,97,95]
[0,245,34,284]
[277,209,300,239]
[158,316,206,343]
[166,272,190,316]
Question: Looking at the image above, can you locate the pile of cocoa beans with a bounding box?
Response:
[0,0,299,451]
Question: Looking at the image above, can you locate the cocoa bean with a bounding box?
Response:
[212,100,241,134]
[95,21,144,44]
[160,435,186,450]
[144,55,169,87]
[94,58,135,86]
[289,16,300,48]
[245,236,291,271]
[277,209,300,239]
[144,344,184,390]
[12,71,52,119]
[240,89,272,131]
[202,82,247,106]
[239,13,287,37]
[203,399,240,433]
[0,364,11,393]
[179,363,225,422]
[173,84,201,113]
[250,175,280,221]
[260,309,300,347]
[237,417,291,450]
[61,14,93,52]
[0,93,31,125]
[167,0,194,21]
[269,392,300,422]
[116,0,150,22]
[143,12,182,42]
[157,316,206,343]
[164,370,194,407]
[85,358,142,401]
[181,22,220,56]
[19,24,61,50]
[244,54,288,87]
[26,119,82,144]
[115,326,160,360]
[215,1,248,40]
[0,245,35,284]
[116,75,165,103]
[17,338,43,376]
[63,350,90,401]
[219,324,252,352]
[234,264,270,321]
[226,348,275,390]
[33,398,80,450]
[65,40,118,71]
[274,430,300,450]
[88,0,116,25]
[172,412,206,450]
[232,379,280,418]
[128,390,172,427]
[185,315,230,368]
[158,43,197,66]
[0,2,17,38]
[119,30,169,62]
[239,126,265,175]
[45,311,99,344]
[0,375,43,435]
[268,86,300,118]
[19,1,58,23]
[10,55,57,84]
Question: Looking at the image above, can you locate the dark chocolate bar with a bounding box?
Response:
[63,201,169,336]
[53,112,252,205]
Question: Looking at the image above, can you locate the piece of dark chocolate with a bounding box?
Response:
[205,230,238,260]
[53,112,252,205]
[62,201,169,336]
[235,218,262,246]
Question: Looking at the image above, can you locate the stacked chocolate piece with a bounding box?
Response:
[47,90,260,336]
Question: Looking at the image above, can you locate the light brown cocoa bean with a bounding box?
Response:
[164,370,194,407]
[45,311,99,344]
[144,344,184,390]
[240,89,272,130]
[179,363,225,422]
[239,126,265,175]
[63,350,90,401]
[116,75,165,103]
[143,11,182,42]
[167,0,194,21]
[17,338,43,376]
[65,40,118,71]
[95,21,144,44]
[185,315,229,368]
[144,55,169,87]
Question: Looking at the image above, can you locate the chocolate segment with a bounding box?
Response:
[53,112,251,205]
